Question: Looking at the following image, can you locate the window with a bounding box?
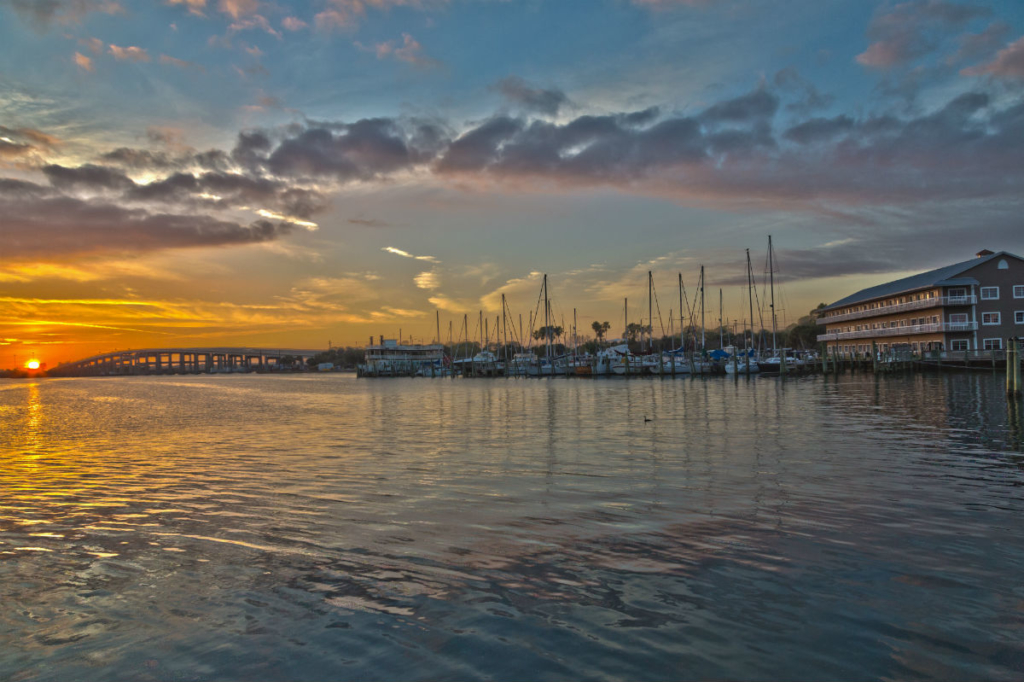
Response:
[981,286,999,300]
[889,321,897,328]
[983,338,1003,350]
[932,316,939,324]
[982,312,1001,325]
[948,287,966,298]
[1014,285,1024,298]
[998,259,1008,270]
[951,340,969,351]
[949,313,968,324]
[1016,311,1024,324]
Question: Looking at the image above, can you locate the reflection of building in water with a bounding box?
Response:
[818,250,1024,355]
[825,373,1024,453]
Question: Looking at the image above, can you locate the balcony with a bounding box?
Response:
[818,295,977,324]
[817,321,978,342]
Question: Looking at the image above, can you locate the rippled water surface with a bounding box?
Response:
[2,373,1024,680]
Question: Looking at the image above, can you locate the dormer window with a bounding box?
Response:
[998,259,1008,269]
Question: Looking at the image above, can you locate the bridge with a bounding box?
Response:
[48,347,325,377]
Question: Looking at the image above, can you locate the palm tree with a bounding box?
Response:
[591,320,611,342]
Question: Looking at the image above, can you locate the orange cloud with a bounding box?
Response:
[962,36,1024,80]
[109,45,151,62]
[73,51,94,71]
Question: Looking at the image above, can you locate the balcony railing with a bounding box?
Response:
[818,295,976,324]
[817,321,978,342]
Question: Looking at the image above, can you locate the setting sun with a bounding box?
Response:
[25,360,40,370]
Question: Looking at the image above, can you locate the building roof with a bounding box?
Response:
[822,251,1021,311]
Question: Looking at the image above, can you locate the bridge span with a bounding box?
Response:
[48,347,324,377]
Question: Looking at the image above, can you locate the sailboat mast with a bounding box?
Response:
[624,298,628,347]
[648,270,653,353]
[502,294,508,365]
[700,265,705,350]
[573,307,578,361]
[746,249,755,353]
[543,274,550,360]
[769,235,777,352]
[719,288,724,349]
[678,273,684,351]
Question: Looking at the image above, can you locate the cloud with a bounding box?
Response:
[856,0,990,69]
[160,54,205,71]
[2,0,122,31]
[282,16,307,30]
[243,118,441,181]
[218,0,258,19]
[361,33,440,68]
[348,217,390,227]
[382,246,438,263]
[782,115,855,145]
[0,139,34,158]
[773,68,834,116]
[699,88,778,125]
[78,36,104,54]
[0,126,61,158]
[961,35,1024,80]
[494,76,570,116]
[227,13,280,39]
[166,0,206,16]
[946,21,1011,65]
[414,271,439,289]
[427,294,471,313]
[73,51,94,71]
[0,180,295,258]
[43,163,134,190]
[109,45,151,62]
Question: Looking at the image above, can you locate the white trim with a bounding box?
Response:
[983,338,1003,350]
[1014,284,1024,299]
[950,339,969,351]
[949,313,968,324]
[1015,310,1024,324]
[980,286,999,300]
[982,311,1001,325]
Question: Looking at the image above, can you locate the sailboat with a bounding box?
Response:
[757,236,804,372]
[725,249,760,374]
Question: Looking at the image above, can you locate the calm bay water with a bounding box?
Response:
[1,373,1023,681]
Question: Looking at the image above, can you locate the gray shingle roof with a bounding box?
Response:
[823,251,1020,311]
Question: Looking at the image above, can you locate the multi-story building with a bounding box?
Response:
[817,250,1024,355]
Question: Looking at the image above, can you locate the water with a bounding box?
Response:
[1,373,1023,681]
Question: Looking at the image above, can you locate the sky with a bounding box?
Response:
[1,0,1023,366]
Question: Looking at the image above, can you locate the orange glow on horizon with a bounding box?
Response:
[26,360,40,370]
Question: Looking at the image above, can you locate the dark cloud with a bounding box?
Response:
[100,147,180,169]
[494,76,571,116]
[264,119,416,179]
[0,180,293,258]
[699,89,778,125]
[42,163,134,190]
[434,116,523,173]
[1,0,123,31]
[783,115,855,144]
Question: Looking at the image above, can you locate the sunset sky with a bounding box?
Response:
[2,0,1023,366]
